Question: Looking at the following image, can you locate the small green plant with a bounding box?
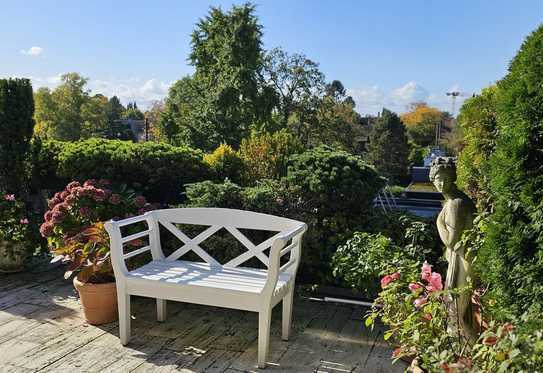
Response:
[0,193,32,246]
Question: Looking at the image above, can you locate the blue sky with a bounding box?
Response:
[2,0,542,114]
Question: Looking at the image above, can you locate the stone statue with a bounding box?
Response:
[430,157,477,339]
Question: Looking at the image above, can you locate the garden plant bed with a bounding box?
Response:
[0,261,406,372]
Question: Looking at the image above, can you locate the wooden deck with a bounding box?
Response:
[0,261,406,373]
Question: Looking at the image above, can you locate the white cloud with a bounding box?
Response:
[31,74,172,109]
[390,81,429,106]
[20,46,43,56]
[348,81,471,116]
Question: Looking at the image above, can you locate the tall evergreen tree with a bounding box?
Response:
[0,78,34,194]
[365,109,410,184]
[161,3,273,150]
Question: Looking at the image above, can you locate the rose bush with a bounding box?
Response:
[366,261,543,372]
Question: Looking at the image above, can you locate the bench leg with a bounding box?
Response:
[258,307,272,369]
[118,292,131,345]
[282,289,294,341]
[157,299,167,322]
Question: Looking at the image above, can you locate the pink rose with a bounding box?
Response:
[408,283,423,292]
[381,272,400,288]
[134,195,146,208]
[421,261,432,282]
[426,272,443,292]
[4,194,16,201]
[414,296,427,308]
[109,193,121,205]
[19,218,29,224]
[39,222,54,237]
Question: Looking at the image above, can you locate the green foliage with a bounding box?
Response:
[0,193,32,247]
[203,144,245,184]
[122,102,144,120]
[34,73,92,141]
[456,86,498,207]
[333,214,442,298]
[160,3,273,151]
[184,147,384,285]
[239,129,303,184]
[365,109,410,184]
[184,179,244,209]
[32,139,209,205]
[0,78,34,194]
[477,25,543,321]
[285,145,384,217]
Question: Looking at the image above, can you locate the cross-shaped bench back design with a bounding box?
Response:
[106,208,307,279]
[104,208,307,369]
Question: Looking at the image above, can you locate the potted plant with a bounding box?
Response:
[0,193,32,273]
[41,179,156,325]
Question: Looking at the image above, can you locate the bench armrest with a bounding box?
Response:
[261,223,307,298]
[104,212,161,278]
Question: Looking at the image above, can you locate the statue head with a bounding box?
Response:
[430,157,457,195]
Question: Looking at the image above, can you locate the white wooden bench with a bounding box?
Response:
[104,208,307,368]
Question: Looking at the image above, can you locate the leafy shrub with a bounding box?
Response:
[203,143,244,184]
[42,179,157,283]
[0,78,34,194]
[0,193,32,246]
[285,145,384,217]
[184,179,244,210]
[184,147,384,284]
[239,129,303,184]
[32,138,210,205]
[333,214,443,298]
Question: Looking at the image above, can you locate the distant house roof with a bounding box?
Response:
[411,166,430,183]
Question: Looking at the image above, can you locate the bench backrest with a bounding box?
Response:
[105,208,306,277]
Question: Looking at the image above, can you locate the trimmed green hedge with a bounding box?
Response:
[32,138,210,204]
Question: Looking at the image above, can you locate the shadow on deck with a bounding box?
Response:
[0,260,405,372]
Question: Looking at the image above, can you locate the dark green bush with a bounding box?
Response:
[32,138,210,204]
[476,25,543,321]
[285,145,384,217]
[0,78,34,194]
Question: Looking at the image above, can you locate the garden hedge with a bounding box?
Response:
[466,25,543,322]
[0,78,34,194]
[32,138,210,205]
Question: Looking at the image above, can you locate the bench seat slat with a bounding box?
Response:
[128,260,292,294]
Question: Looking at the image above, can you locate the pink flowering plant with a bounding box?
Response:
[365,261,475,370]
[41,179,158,283]
[0,193,32,248]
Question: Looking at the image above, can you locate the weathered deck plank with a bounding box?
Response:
[0,263,406,372]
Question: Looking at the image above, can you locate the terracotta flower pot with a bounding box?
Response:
[73,277,118,325]
[0,240,27,273]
